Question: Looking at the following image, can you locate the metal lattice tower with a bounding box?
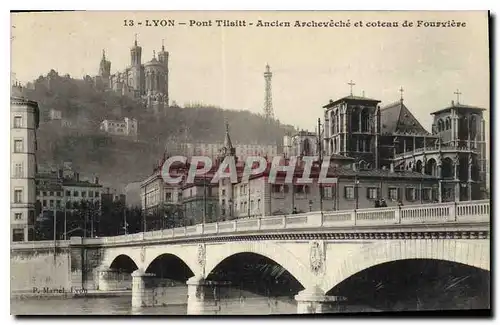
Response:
[263,64,274,120]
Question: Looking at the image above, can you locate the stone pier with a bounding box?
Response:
[295,287,346,314]
[97,267,133,291]
[131,269,156,308]
[186,275,221,315]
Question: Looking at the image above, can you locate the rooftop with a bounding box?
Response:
[430,102,487,115]
[380,100,430,136]
[323,95,381,109]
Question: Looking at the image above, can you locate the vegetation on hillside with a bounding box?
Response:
[22,71,295,190]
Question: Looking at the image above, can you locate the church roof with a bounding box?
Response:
[380,100,430,135]
[323,95,381,109]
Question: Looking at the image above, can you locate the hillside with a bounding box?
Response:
[22,71,295,191]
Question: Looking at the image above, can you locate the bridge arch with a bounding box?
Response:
[143,247,198,277]
[321,239,490,293]
[103,250,141,271]
[205,242,314,289]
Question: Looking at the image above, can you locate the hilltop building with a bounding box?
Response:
[100,117,138,139]
[95,37,169,115]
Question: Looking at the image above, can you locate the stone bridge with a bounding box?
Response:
[11,200,490,314]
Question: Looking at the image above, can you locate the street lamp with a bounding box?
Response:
[308,199,313,212]
[355,176,360,210]
[228,198,233,220]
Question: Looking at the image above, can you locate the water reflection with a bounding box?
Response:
[11,285,298,315]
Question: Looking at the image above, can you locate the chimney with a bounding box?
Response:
[75,172,80,181]
[94,176,99,184]
[451,100,455,107]
[390,163,395,173]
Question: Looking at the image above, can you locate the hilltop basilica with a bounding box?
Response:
[94,36,169,115]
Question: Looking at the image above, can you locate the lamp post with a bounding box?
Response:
[308,199,313,212]
[63,196,67,240]
[355,176,360,210]
[228,198,233,220]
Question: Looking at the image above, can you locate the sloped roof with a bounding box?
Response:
[380,100,430,135]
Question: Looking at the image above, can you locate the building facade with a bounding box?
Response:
[97,38,169,114]
[100,117,138,139]
[140,162,183,231]
[11,84,40,241]
[322,92,488,201]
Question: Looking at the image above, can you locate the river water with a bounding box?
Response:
[11,286,300,315]
[11,285,382,315]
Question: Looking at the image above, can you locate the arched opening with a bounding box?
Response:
[351,109,360,132]
[145,253,194,283]
[206,253,304,299]
[425,158,437,176]
[470,115,478,140]
[459,155,469,181]
[437,119,444,132]
[415,160,423,174]
[441,157,454,179]
[361,108,370,132]
[458,116,469,141]
[109,254,138,273]
[326,259,490,312]
[302,138,311,156]
[445,117,451,130]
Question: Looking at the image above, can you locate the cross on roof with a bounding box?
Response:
[347,80,355,96]
[399,86,404,101]
[454,89,462,104]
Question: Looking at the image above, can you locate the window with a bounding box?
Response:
[82,191,87,198]
[222,189,226,196]
[14,116,22,128]
[14,163,23,178]
[272,184,283,193]
[43,200,47,207]
[405,187,416,201]
[73,191,79,197]
[49,191,53,196]
[14,213,22,220]
[43,191,47,196]
[388,188,399,201]
[57,192,61,197]
[49,200,54,207]
[66,191,71,197]
[422,188,431,201]
[12,229,24,242]
[89,191,93,197]
[323,186,333,199]
[165,192,172,201]
[344,186,355,199]
[95,192,99,198]
[56,200,61,207]
[14,189,22,203]
[367,187,379,200]
[432,188,439,202]
[14,139,23,153]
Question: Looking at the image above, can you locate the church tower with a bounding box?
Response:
[99,49,111,79]
[218,120,236,221]
[157,39,169,106]
[130,35,143,97]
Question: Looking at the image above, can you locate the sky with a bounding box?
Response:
[11,11,490,133]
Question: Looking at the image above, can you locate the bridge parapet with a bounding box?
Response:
[94,200,489,246]
[9,200,490,249]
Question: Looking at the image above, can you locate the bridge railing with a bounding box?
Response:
[14,200,487,248]
[99,200,489,244]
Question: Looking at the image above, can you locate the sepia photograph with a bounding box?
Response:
[9,10,490,315]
